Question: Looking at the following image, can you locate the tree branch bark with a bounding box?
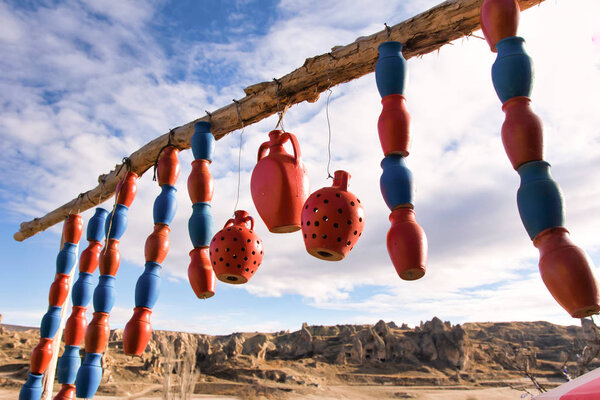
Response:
[14,0,546,241]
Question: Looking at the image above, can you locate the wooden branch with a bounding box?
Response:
[14,0,546,241]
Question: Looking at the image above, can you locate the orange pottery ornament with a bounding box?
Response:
[209,210,263,284]
[188,247,216,298]
[301,170,365,261]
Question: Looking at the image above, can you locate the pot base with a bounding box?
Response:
[307,247,345,261]
[196,291,215,299]
[398,266,425,281]
[217,273,248,285]
[270,224,301,233]
[570,304,600,319]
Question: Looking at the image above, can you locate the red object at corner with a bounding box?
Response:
[386,208,427,281]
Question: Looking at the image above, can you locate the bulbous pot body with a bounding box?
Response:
[135,262,161,309]
[153,185,177,225]
[375,41,407,98]
[85,312,110,353]
[72,273,94,306]
[93,275,116,313]
[387,208,427,280]
[30,337,53,374]
[157,146,180,186]
[188,202,214,248]
[251,130,309,233]
[115,171,138,207]
[63,214,83,244]
[492,36,533,103]
[210,210,263,284]
[64,306,87,346]
[56,242,78,275]
[49,273,70,307]
[188,160,214,203]
[40,306,62,338]
[380,155,413,210]
[191,121,215,161]
[75,353,103,399]
[99,239,120,276]
[54,384,76,400]
[480,0,520,51]
[123,307,152,356]
[534,227,600,318]
[87,208,109,242]
[79,242,102,274]
[145,224,170,264]
[19,373,43,400]
[57,345,81,384]
[188,247,215,299]
[301,170,365,261]
[377,95,411,156]
[501,96,543,169]
[105,204,129,240]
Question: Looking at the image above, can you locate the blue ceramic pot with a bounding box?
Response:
[517,160,565,239]
[19,373,43,400]
[375,41,407,98]
[189,202,214,248]
[57,345,81,384]
[105,204,129,240]
[93,275,116,313]
[72,272,95,307]
[75,353,103,399]
[191,121,215,161]
[153,185,177,225]
[88,208,109,242]
[40,305,62,338]
[135,262,162,309]
[492,36,534,103]
[56,242,78,274]
[380,155,414,210]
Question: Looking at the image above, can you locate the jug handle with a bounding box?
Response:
[283,131,301,164]
[257,141,270,162]
[223,218,235,229]
[243,215,255,231]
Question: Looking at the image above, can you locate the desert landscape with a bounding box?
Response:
[2,317,600,399]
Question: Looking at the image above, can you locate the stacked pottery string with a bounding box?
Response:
[54,208,108,400]
[75,171,138,399]
[480,0,600,317]
[123,147,180,356]
[187,121,217,298]
[375,41,428,281]
[19,214,83,400]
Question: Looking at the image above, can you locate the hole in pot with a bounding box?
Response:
[323,216,328,221]
[312,234,316,239]
[227,276,238,282]
[337,237,342,242]
[314,221,319,226]
[359,217,363,222]
[333,223,339,228]
[350,201,355,206]
[322,234,327,239]
[306,221,311,226]
[318,251,333,258]
[337,208,343,213]
[313,208,318,213]
[336,193,341,198]
[324,199,329,204]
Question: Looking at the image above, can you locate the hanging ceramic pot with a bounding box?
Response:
[79,241,102,274]
[534,227,600,318]
[188,247,215,299]
[54,384,76,400]
[19,373,43,400]
[115,171,138,207]
[123,307,152,356]
[301,170,365,261]
[72,273,94,306]
[501,96,543,169]
[63,214,83,244]
[377,95,411,156]
[56,242,78,275]
[153,185,177,225]
[188,160,214,203]
[145,224,170,264]
[40,306,62,339]
[75,353,103,399]
[191,121,215,162]
[57,346,80,383]
[49,273,70,307]
[99,239,121,276]
[251,130,309,233]
[480,0,520,52]
[375,41,407,98]
[157,146,180,186]
[30,337,53,374]
[85,312,110,354]
[209,210,264,284]
[387,208,427,280]
[64,306,87,346]
[491,36,533,103]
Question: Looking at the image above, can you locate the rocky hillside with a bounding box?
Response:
[1,318,599,398]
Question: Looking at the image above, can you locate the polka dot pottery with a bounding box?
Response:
[301,170,365,261]
[209,210,264,284]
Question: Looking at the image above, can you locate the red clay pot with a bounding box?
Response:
[54,384,75,400]
[387,208,427,280]
[251,130,309,233]
[157,146,180,186]
[210,210,264,284]
[30,337,54,374]
[49,273,70,307]
[85,312,110,354]
[145,224,170,264]
[188,247,215,299]
[79,241,102,273]
[63,214,83,244]
[188,159,214,203]
[480,0,520,52]
[123,307,152,356]
[501,96,543,169]
[64,306,87,346]
[378,95,411,157]
[115,171,138,207]
[534,227,600,318]
[301,170,365,261]
[99,239,120,276]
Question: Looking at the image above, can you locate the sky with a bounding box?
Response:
[1,0,600,336]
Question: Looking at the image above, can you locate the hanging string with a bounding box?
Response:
[325,54,335,180]
[153,129,176,181]
[233,99,245,214]
[67,193,85,217]
[103,157,130,252]
[273,78,287,132]
[384,22,392,39]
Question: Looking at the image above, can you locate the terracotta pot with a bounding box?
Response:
[375,41,407,98]
[57,346,80,385]
[79,241,102,273]
[534,227,600,318]
[188,159,214,203]
[301,170,365,261]
[30,337,54,374]
[99,239,120,276]
[501,96,543,169]
[49,273,70,307]
[63,214,83,244]
[387,208,427,280]
[87,208,109,242]
[145,224,170,264]
[64,306,87,346]
[115,171,138,207]
[188,247,215,299]
[54,384,75,400]
[251,130,309,233]
[123,307,152,356]
[157,146,180,186]
[480,0,520,52]
[377,95,411,157]
[85,312,110,354]
[210,210,264,284]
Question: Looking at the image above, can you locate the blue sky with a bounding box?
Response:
[1,0,600,335]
